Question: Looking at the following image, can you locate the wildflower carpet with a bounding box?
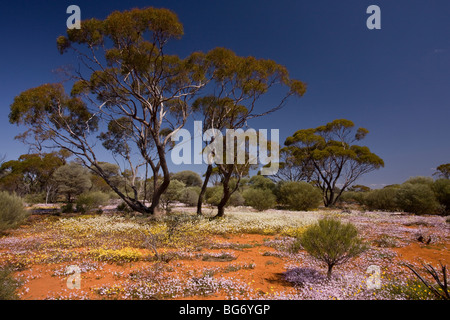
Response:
[0,207,448,300]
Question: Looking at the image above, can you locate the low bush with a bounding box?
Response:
[117,201,133,212]
[0,192,29,232]
[364,187,399,211]
[24,192,46,205]
[76,191,110,213]
[242,188,276,211]
[338,191,366,206]
[179,186,201,207]
[205,186,245,207]
[396,183,440,215]
[0,267,20,300]
[299,217,367,278]
[61,202,75,214]
[278,181,322,211]
[432,179,450,215]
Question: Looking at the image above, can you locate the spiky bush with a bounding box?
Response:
[299,217,367,278]
[0,191,29,232]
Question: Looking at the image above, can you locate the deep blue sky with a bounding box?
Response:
[1,0,449,188]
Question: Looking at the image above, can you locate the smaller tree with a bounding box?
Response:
[285,119,384,207]
[434,164,450,180]
[300,217,367,279]
[53,162,92,202]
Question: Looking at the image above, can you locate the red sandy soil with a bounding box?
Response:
[15,234,299,300]
[12,231,450,300]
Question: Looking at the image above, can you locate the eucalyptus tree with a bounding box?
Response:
[285,119,384,207]
[193,48,307,217]
[9,8,215,214]
[434,163,450,180]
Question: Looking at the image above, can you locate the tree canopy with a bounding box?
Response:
[285,119,384,207]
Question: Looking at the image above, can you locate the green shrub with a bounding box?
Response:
[61,202,75,213]
[0,192,29,232]
[364,187,399,211]
[396,183,440,215]
[278,181,322,211]
[229,192,245,207]
[338,191,366,206]
[24,192,46,204]
[247,175,276,191]
[171,171,203,187]
[299,217,367,278]
[405,176,434,186]
[117,201,133,213]
[179,186,201,207]
[160,180,185,211]
[76,191,110,213]
[205,186,222,206]
[432,179,450,215]
[242,188,276,211]
[205,186,244,207]
[0,267,20,300]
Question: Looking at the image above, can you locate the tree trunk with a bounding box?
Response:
[327,264,334,279]
[214,168,233,219]
[197,164,213,215]
[148,145,171,215]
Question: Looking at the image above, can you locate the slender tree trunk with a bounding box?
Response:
[327,264,334,279]
[197,164,213,215]
[148,145,171,215]
[214,168,235,219]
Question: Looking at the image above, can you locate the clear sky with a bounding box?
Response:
[1,0,449,188]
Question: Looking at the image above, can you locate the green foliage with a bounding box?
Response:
[0,192,29,232]
[0,152,65,197]
[53,162,92,202]
[229,192,245,207]
[364,187,399,212]
[76,191,110,213]
[242,188,277,211]
[284,119,384,207]
[171,171,202,187]
[205,186,244,207]
[396,182,440,215]
[0,267,20,300]
[405,176,434,186]
[117,201,133,213]
[338,191,366,206]
[247,175,276,191]
[24,192,46,204]
[432,179,450,215]
[160,180,186,211]
[278,181,322,211]
[299,217,367,278]
[61,202,75,214]
[434,163,450,180]
[179,186,201,207]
